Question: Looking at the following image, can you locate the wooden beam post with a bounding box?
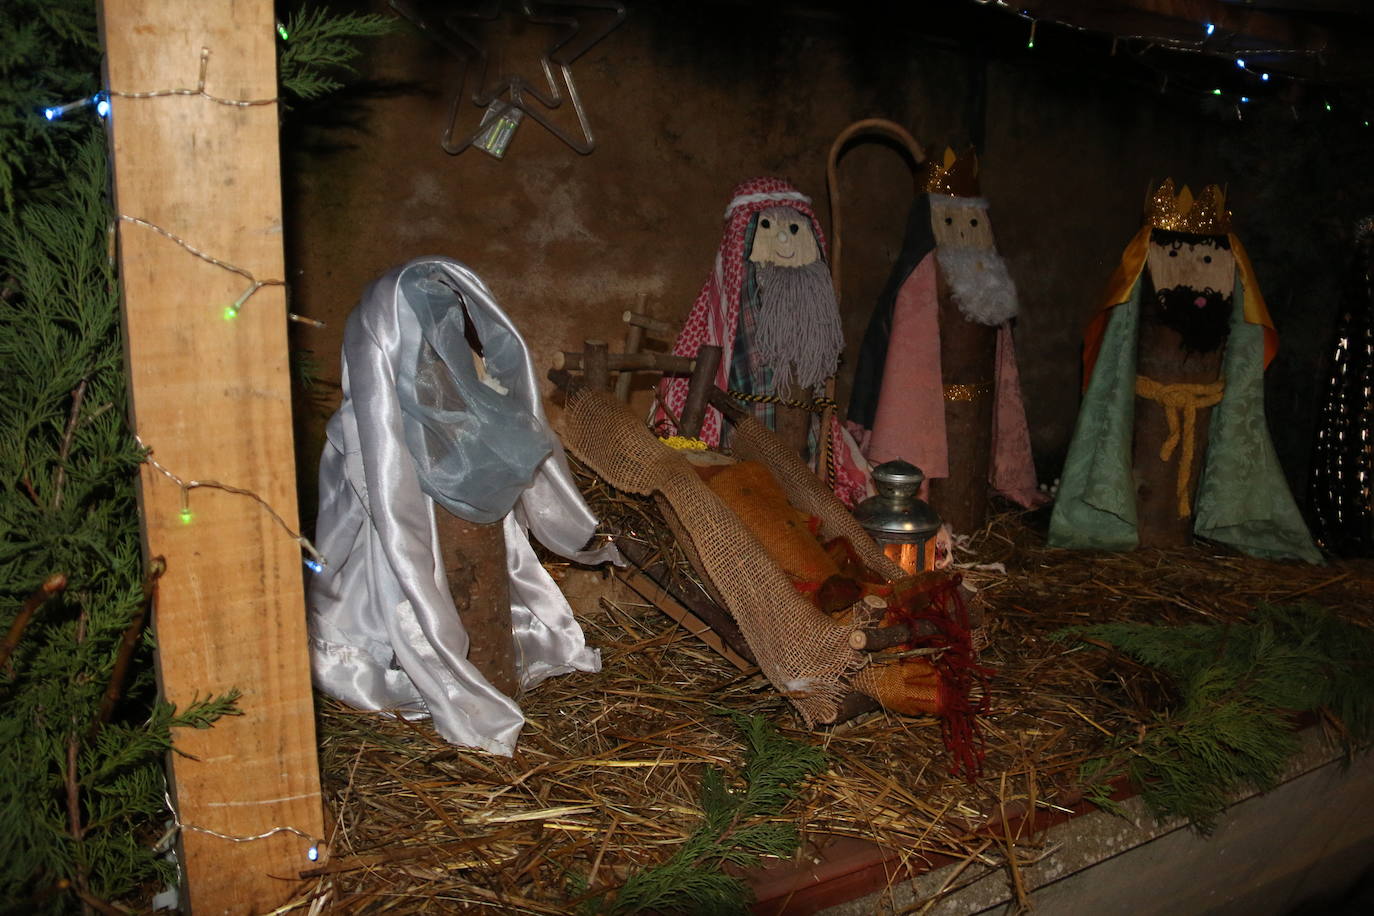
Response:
[100,2,324,912]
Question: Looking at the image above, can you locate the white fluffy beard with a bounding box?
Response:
[935,245,1019,326]
[754,259,845,391]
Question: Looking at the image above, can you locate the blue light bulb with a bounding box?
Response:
[1236,58,1246,69]
[95,94,110,117]
[1205,23,1215,36]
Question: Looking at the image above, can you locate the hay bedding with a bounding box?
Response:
[293,488,1374,914]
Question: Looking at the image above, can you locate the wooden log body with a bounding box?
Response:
[928,270,997,534]
[434,509,519,697]
[1132,271,1226,547]
[773,378,814,460]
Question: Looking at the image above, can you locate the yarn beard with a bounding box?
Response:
[754,259,845,391]
[1151,281,1234,355]
[934,244,1019,326]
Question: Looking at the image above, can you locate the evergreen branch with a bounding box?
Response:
[0,572,66,671]
[589,715,825,915]
[50,376,87,510]
[1059,603,1374,832]
[277,6,394,102]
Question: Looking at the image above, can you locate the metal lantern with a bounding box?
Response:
[854,459,943,574]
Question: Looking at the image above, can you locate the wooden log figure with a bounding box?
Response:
[1049,182,1320,563]
[651,178,848,464]
[849,147,1044,534]
[309,258,618,756]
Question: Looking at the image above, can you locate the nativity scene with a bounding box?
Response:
[5,1,1374,914]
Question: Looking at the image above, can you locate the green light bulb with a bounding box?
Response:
[1212,88,1222,96]
[179,507,193,524]
[223,304,239,321]
[277,23,289,40]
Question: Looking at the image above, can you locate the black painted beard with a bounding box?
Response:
[1154,284,1233,355]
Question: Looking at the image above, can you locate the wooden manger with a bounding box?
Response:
[548,333,985,731]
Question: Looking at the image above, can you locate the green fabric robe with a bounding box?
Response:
[1048,275,1321,564]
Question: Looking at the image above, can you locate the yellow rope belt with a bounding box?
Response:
[1134,375,1225,519]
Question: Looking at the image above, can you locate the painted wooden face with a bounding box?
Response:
[929,195,995,251]
[1145,234,1235,296]
[748,207,820,267]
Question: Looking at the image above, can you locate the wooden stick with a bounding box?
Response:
[52,378,88,510]
[89,558,164,740]
[616,568,756,673]
[614,539,756,667]
[707,386,751,425]
[582,340,610,391]
[622,310,676,338]
[554,350,695,373]
[0,572,67,671]
[818,691,881,725]
[614,323,645,402]
[678,345,722,439]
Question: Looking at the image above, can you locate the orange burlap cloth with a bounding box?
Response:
[703,461,840,584]
[850,659,944,717]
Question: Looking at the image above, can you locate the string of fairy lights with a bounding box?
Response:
[157,793,323,864]
[43,40,328,575]
[43,40,318,324]
[40,32,327,865]
[138,440,327,574]
[970,0,1372,126]
[35,3,1368,873]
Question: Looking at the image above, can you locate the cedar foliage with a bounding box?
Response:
[0,3,388,911]
[1062,603,1374,832]
[584,714,826,915]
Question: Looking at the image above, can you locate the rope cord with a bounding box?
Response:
[1135,375,1225,518]
[725,389,837,413]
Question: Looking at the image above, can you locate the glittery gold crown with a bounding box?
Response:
[1145,179,1232,234]
[919,146,980,197]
